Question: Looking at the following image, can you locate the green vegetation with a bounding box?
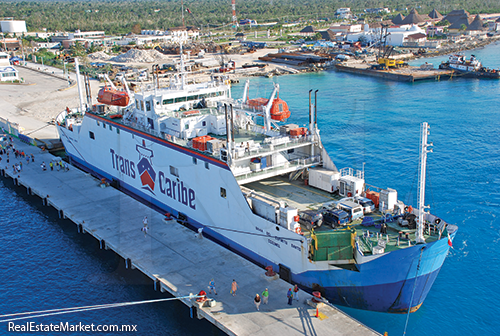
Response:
[0,0,499,36]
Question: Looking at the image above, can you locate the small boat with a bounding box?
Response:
[439,54,500,79]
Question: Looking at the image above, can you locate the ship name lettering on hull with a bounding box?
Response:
[158,171,196,210]
[110,148,136,178]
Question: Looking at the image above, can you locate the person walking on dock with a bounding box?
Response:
[293,284,299,301]
[142,216,148,236]
[262,288,269,304]
[41,162,46,171]
[287,288,293,305]
[231,279,238,296]
[208,279,217,295]
[254,294,261,311]
[49,161,53,171]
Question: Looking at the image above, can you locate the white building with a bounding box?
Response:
[0,52,19,82]
[335,8,352,19]
[68,31,105,39]
[346,24,427,47]
[329,24,362,33]
[0,20,27,34]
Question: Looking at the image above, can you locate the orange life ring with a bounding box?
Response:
[294,226,302,235]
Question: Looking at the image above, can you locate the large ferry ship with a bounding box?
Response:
[55,58,457,313]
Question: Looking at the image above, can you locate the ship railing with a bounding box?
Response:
[122,120,160,138]
[234,154,321,180]
[360,234,373,252]
[232,137,316,161]
[340,167,364,180]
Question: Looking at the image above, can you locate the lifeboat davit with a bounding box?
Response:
[97,86,130,107]
[270,97,290,121]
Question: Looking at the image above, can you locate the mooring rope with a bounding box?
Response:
[0,295,202,323]
[403,246,425,336]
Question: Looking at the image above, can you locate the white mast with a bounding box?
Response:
[416,122,433,244]
[74,58,85,112]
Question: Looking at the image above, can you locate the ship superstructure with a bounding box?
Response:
[55,60,457,313]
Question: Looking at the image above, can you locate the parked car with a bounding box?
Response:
[298,210,323,230]
[322,209,349,228]
[354,196,376,214]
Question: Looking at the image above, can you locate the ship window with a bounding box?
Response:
[146,101,151,111]
[200,93,208,99]
[192,157,197,165]
[185,124,189,129]
[170,165,179,177]
[175,97,187,103]
[140,100,144,111]
[102,122,106,128]
[116,128,120,134]
[135,99,139,109]
[187,95,197,101]
[163,98,174,105]
[205,162,209,170]
[96,121,100,126]
[220,187,226,198]
[202,121,206,126]
[109,125,112,130]
[89,131,95,139]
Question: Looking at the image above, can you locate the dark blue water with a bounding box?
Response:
[0,180,223,335]
[2,42,500,335]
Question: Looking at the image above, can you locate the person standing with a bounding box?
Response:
[142,216,148,236]
[49,161,53,171]
[262,288,269,304]
[293,284,299,301]
[208,279,217,295]
[287,288,293,305]
[231,279,238,296]
[254,294,261,311]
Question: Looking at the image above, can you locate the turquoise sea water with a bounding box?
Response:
[2,42,500,335]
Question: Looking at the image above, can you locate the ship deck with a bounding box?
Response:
[243,176,442,254]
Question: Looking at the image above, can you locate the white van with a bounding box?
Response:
[338,201,364,222]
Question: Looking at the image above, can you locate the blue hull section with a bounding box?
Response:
[68,153,452,313]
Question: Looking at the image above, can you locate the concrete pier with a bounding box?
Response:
[0,136,380,336]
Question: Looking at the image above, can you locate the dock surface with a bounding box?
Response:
[336,62,455,82]
[0,136,380,336]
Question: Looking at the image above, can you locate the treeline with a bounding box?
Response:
[0,0,499,35]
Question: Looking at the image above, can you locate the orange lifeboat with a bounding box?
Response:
[97,86,130,107]
[270,97,290,121]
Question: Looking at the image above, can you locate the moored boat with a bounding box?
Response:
[439,53,500,78]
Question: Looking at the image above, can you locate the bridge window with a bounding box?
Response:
[220,187,226,198]
[145,101,151,111]
[163,98,174,105]
[192,157,197,165]
[205,162,209,170]
[89,131,95,139]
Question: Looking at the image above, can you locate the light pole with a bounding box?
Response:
[41,57,44,70]
[63,61,67,77]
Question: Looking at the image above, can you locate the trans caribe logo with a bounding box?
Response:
[109,140,196,210]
